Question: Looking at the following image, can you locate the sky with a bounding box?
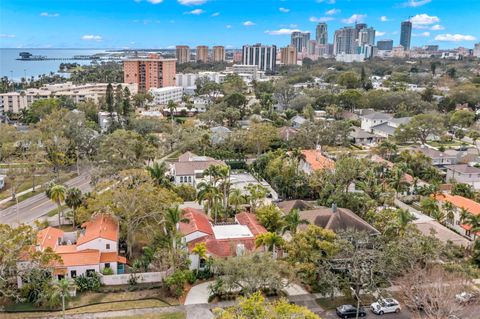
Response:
[0,0,479,49]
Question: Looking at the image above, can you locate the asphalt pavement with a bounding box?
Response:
[0,173,92,226]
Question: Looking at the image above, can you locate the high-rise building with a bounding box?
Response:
[316,23,328,45]
[291,32,311,53]
[474,43,480,58]
[377,39,393,51]
[123,53,176,92]
[307,40,317,56]
[400,20,412,50]
[333,27,357,55]
[175,45,190,64]
[212,46,225,62]
[357,27,376,46]
[241,44,277,72]
[280,46,297,65]
[196,45,209,63]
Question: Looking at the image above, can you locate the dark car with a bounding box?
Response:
[336,304,367,318]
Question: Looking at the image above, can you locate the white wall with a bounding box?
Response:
[77,238,117,253]
[99,270,171,285]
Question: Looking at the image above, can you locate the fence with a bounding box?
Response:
[99,270,171,286]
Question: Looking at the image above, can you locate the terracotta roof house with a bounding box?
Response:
[299,149,335,175]
[179,208,267,269]
[171,152,225,186]
[277,200,379,235]
[20,214,126,287]
[435,194,480,240]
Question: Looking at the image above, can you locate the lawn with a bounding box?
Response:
[110,313,186,319]
[0,175,52,201]
[427,140,469,149]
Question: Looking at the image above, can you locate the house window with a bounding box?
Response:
[466,230,471,237]
[105,263,111,268]
[58,275,65,280]
[70,270,77,278]
[86,269,95,277]
[188,176,192,183]
[106,244,110,250]
[199,258,206,269]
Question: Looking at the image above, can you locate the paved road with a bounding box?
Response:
[0,173,92,226]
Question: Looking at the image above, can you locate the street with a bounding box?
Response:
[0,173,92,226]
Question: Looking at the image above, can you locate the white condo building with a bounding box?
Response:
[149,86,184,105]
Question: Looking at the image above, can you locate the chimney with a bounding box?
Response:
[332,203,337,213]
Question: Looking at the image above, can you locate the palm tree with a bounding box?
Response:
[197,182,222,223]
[65,187,83,229]
[281,209,309,235]
[255,232,284,258]
[229,188,246,213]
[459,208,471,224]
[167,100,177,129]
[44,279,74,319]
[164,205,189,270]
[443,201,455,225]
[463,214,480,235]
[50,184,66,226]
[388,167,409,197]
[431,209,447,224]
[191,242,207,271]
[146,162,171,188]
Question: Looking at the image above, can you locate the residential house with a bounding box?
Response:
[360,112,393,131]
[277,200,379,235]
[415,146,460,166]
[19,214,126,285]
[435,194,479,240]
[349,127,385,146]
[278,126,298,142]
[171,152,225,186]
[291,115,307,129]
[299,149,335,175]
[371,117,411,138]
[179,208,267,269]
[446,164,480,189]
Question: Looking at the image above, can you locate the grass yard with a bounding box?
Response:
[428,140,469,149]
[110,312,186,319]
[0,175,52,201]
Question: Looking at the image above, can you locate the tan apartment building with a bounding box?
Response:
[123,53,177,92]
[176,45,190,64]
[196,46,209,63]
[212,46,225,62]
[280,45,297,65]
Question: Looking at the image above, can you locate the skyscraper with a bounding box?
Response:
[316,23,328,45]
[291,32,311,53]
[241,44,277,72]
[377,39,394,51]
[333,27,357,55]
[212,46,225,62]
[175,45,190,64]
[280,45,297,65]
[400,20,412,50]
[357,27,376,46]
[123,54,176,92]
[196,45,209,63]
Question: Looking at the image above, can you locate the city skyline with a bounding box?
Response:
[1,0,479,50]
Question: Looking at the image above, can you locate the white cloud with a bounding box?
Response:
[279,7,290,13]
[380,16,390,22]
[167,45,175,49]
[265,28,308,35]
[410,14,440,26]
[434,33,476,42]
[210,12,220,17]
[316,0,336,3]
[40,12,59,17]
[376,31,386,36]
[341,14,366,24]
[413,31,430,37]
[185,9,204,14]
[0,34,16,38]
[400,0,431,7]
[309,16,334,23]
[325,9,340,15]
[243,21,255,26]
[430,24,445,31]
[178,0,207,5]
[226,25,232,29]
[147,0,164,3]
[81,34,103,41]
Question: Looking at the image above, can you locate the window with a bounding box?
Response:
[105,263,111,268]
[106,243,110,250]
[86,269,95,277]
[70,270,77,278]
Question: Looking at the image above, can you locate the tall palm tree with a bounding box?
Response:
[146,162,171,188]
[255,232,284,258]
[167,100,177,129]
[65,187,83,229]
[50,185,66,226]
[281,209,309,235]
[459,208,471,224]
[388,167,409,197]
[197,182,222,223]
[43,278,74,319]
[463,214,480,234]
[164,205,189,270]
[229,188,246,213]
[191,242,207,271]
[443,201,455,225]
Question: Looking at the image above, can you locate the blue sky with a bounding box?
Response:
[0,0,479,49]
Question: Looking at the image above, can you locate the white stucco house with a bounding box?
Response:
[171,152,225,187]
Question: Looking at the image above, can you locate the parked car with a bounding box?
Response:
[336,304,367,318]
[370,298,401,315]
[455,292,476,304]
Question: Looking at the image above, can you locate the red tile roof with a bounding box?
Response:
[235,212,267,236]
[100,252,127,264]
[435,194,480,216]
[180,208,214,236]
[77,214,119,245]
[37,227,64,251]
[301,150,335,171]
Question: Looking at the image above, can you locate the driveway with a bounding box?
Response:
[184,281,212,305]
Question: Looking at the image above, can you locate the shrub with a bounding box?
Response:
[102,267,114,275]
[74,273,101,292]
[164,270,188,297]
[184,270,196,285]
